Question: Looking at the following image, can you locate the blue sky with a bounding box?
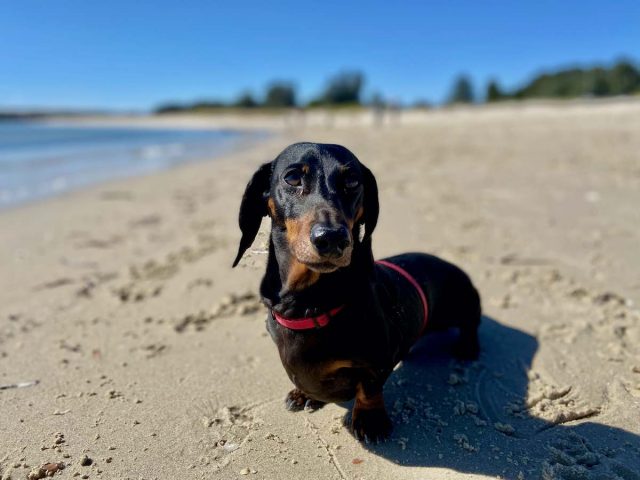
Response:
[1,0,639,110]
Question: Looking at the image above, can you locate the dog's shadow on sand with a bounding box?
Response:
[342,316,640,479]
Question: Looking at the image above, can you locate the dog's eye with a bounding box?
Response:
[283,169,303,187]
[344,173,360,190]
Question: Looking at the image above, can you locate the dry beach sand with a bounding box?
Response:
[1,101,640,479]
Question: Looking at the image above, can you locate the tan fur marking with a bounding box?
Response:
[284,216,309,246]
[284,210,352,277]
[354,383,385,411]
[267,197,277,217]
[321,360,354,377]
[283,214,322,290]
[285,213,318,258]
[286,258,320,291]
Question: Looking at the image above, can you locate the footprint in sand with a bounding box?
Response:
[173,292,263,333]
[182,402,263,471]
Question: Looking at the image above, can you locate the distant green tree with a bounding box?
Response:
[589,68,610,96]
[609,60,640,94]
[515,69,584,98]
[154,99,227,114]
[233,91,258,108]
[510,60,640,100]
[486,80,505,102]
[264,82,297,107]
[192,100,226,110]
[155,103,187,114]
[447,75,475,104]
[313,71,365,105]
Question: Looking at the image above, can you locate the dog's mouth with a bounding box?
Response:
[302,260,344,273]
[294,244,354,273]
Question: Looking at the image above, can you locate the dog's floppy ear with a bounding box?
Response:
[232,161,273,267]
[360,164,379,240]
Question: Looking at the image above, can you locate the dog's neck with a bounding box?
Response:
[259,227,374,317]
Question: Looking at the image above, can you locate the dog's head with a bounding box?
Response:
[233,142,378,274]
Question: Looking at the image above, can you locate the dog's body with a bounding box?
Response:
[234,143,481,441]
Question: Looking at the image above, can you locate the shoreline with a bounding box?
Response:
[0,121,273,213]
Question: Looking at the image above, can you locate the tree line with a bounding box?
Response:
[155,71,364,113]
[449,59,640,104]
[155,59,640,113]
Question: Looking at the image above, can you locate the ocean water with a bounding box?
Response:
[0,121,259,209]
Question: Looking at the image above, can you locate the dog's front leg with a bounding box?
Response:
[350,382,392,443]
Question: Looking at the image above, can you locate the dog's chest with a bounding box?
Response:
[283,356,360,403]
[271,327,363,402]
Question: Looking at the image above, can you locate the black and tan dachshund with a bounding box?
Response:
[233,142,481,442]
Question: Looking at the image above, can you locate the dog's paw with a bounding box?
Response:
[284,389,325,412]
[350,408,393,444]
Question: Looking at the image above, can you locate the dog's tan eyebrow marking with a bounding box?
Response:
[338,162,357,172]
[284,162,311,174]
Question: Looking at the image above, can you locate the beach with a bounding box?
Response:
[1,100,640,479]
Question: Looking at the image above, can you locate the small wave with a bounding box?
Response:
[50,177,68,192]
[137,143,185,160]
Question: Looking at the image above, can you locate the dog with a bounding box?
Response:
[233,142,481,442]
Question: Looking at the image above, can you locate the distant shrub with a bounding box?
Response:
[191,100,226,110]
[486,80,505,102]
[155,103,187,114]
[609,60,640,94]
[312,71,365,106]
[508,60,640,100]
[447,75,475,104]
[233,92,258,108]
[264,82,297,107]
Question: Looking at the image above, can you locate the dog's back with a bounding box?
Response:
[376,252,481,359]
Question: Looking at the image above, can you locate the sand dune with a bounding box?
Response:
[1,100,640,479]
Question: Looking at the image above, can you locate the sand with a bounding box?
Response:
[1,100,640,480]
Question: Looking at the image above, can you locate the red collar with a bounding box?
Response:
[272,260,429,334]
[272,305,345,330]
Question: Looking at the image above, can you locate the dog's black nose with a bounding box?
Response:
[310,224,350,257]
